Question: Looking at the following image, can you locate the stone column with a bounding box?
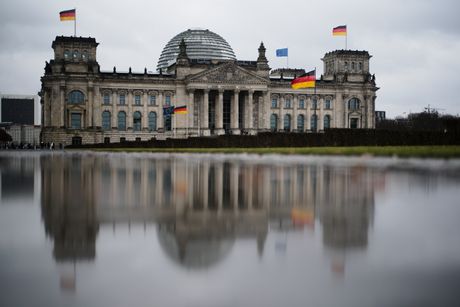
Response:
[216,89,224,135]
[231,89,240,134]
[158,91,164,130]
[293,95,298,131]
[365,95,375,129]
[127,91,133,130]
[87,85,93,128]
[202,89,210,135]
[279,95,284,131]
[59,85,65,127]
[246,90,254,132]
[262,91,270,130]
[111,91,117,129]
[142,91,148,130]
[188,90,194,135]
[318,96,324,131]
[43,90,50,126]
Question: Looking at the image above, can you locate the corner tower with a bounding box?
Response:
[322,50,371,82]
[48,36,100,74]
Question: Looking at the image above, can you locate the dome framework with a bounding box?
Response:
[157,28,236,70]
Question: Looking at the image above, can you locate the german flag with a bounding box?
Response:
[333,25,347,36]
[291,70,315,89]
[60,9,76,21]
[174,105,187,114]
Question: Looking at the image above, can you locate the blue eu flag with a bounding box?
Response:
[276,48,288,57]
[163,106,174,116]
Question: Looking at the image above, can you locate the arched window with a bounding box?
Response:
[118,111,126,131]
[297,114,305,132]
[270,114,278,131]
[324,115,331,129]
[133,111,142,131]
[102,111,111,130]
[311,114,318,131]
[64,50,70,60]
[73,50,79,59]
[284,114,291,131]
[68,90,85,104]
[348,98,360,110]
[148,112,157,131]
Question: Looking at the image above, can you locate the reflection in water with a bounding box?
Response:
[0,155,40,203]
[39,153,376,269]
[2,152,460,306]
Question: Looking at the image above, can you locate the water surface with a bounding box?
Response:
[1,151,460,307]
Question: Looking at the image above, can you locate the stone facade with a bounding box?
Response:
[40,35,379,145]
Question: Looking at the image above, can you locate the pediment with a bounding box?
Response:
[67,104,86,111]
[187,62,268,85]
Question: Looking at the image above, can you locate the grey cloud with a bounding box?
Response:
[1,0,459,117]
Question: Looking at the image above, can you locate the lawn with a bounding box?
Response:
[85,146,460,158]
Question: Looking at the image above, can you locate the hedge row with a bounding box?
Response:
[69,129,460,149]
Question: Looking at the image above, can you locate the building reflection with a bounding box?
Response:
[40,154,378,270]
[41,154,98,261]
[0,154,40,204]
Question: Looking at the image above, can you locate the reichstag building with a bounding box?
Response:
[40,28,378,145]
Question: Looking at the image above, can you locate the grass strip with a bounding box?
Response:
[77,146,460,158]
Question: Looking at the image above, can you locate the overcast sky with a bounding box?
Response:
[1,0,459,117]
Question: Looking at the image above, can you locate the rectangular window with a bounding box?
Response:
[165,95,171,106]
[104,137,110,144]
[135,95,141,105]
[70,113,81,129]
[350,118,358,129]
[299,99,305,109]
[119,94,126,105]
[103,93,110,105]
[312,98,318,109]
[325,99,331,109]
[271,98,278,108]
[149,95,156,106]
[285,98,291,109]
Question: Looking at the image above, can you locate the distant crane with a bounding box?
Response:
[424,104,445,114]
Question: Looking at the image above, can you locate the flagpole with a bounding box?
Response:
[74,8,76,37]
[345,25,347,50]
[313,67,317,133]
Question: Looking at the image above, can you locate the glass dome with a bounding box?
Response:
[157,28,236,70]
